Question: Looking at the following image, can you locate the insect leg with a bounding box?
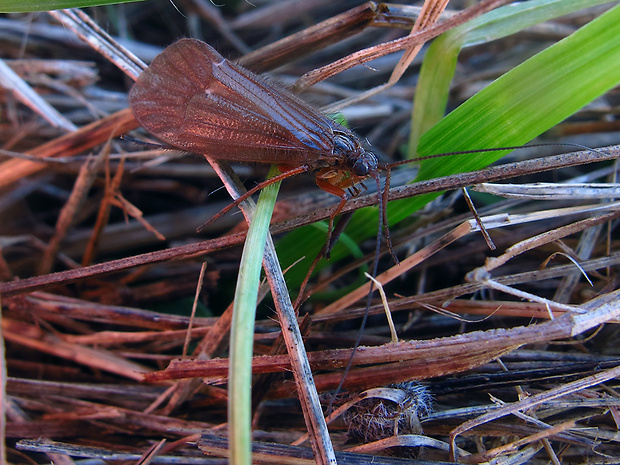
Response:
[379,167,398,264]
[197,164,310,232]
[314,176,349,257]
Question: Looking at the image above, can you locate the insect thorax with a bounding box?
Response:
[333,131,378,178]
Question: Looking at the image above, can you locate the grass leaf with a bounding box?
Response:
[229,166,281,465]
[277,2,620,286]
[0,0,143,12]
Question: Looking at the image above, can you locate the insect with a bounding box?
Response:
[128,38,386,245]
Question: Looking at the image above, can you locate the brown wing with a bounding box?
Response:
[129,39,341,164]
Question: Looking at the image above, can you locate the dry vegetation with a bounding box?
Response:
[1,1,620,464]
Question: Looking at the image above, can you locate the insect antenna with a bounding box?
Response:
[387,142,608,169]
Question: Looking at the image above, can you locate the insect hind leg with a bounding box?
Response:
[197,164,309,232]
[314,176,350,258]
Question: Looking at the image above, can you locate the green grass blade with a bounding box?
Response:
[0,0,143,12]
[277,2,620,287]
[229,166,281,465]
[410,0,618,149]
[415,2,620,180]
[389,1,620,232]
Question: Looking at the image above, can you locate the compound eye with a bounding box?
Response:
[351,152,378,177]
[352,159,370,177]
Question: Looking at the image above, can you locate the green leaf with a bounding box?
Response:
[229,166,281,465]
[0,0,144,12]
[277,2,620,287]
[410,0,618,149]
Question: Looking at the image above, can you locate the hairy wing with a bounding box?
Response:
[129,39,339,164]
